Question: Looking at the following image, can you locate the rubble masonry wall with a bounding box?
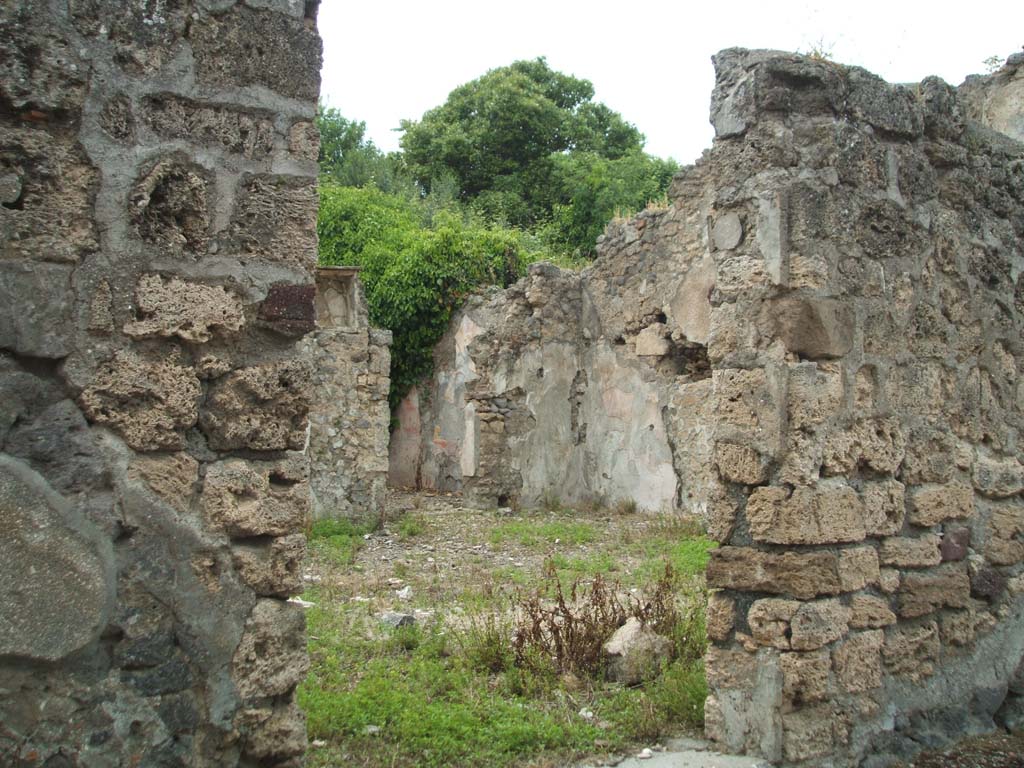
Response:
[0,1,322,765]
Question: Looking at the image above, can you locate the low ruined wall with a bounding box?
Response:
[305,268,391,525]
[1,2,321,765]
[696,50,1024,765]
[389,225,714,512]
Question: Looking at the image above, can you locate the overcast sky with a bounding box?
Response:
[318,0,1022,165]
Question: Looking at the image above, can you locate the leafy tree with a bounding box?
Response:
[316,105,410,193]
[318,185,525,409]
[399,58,644,226]
[545,149,679,259]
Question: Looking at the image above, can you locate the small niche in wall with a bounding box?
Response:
[315,266,360,330]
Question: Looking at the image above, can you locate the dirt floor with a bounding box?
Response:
[301,489,1024,768]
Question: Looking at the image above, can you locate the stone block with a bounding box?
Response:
[940,609,977,646]
[763,297,854,360]
[787,362,842,429]
[191,6,322,101]
[940,527,971,561]
[0,124,98,264]
[833,630,884,692]
[746,484,866,545]
[0,456,114,662]
[289,120,319,161]
[141,95,276,158]
[839,547,881,591]
[221,173,318,272]
[123,274,245,343]
[232,534,306,597]
[200,361,312,451]
[257,282,316,337]
[705,646,762,690]
[707,547,843,600]
[635,323,671,356]
[131,157,212,255]
[748,598,800,649]
[780,650,830,706]
[986,502,1024,565]
[235,700,307,762]
[896,564,971,618]
[80,351,201,451]
[973,456,1024,498]
[790,598,851,651]
[879,535,942,568]
[822,417,906,476]
[0,262,74,358]
[201,456,310,537]
[711,211,744,251]
[706,592,736,642]
[712,367,783,450]
[861,479,906,537]
[847,68,924,138]
[849,595,897,629]
[908,484,974,526]
[714,442,768,485]
[231,598,309,700]
[883,621,939,681]
[970,566,1007,601]
[127,453,199,515]
[783,705,834,762]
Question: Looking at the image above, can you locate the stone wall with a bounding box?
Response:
[304,267,391,525]
[696,50,1024,765]
[389,47,1024,765]
[1,2,321,766]
[388,224,714,512]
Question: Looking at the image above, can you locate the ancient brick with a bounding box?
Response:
[80,351,201,451]
[191,6,322,101]
[707,546,843,600]
[748,598,800,649]
[849,595,897,629]
[200,361,312,451]
[221,173,318,271]
[838,546,881,592]
[879,535,942,568]
[232,534,306,597]
[142,95,276,158]
[257,282,317,337]
[896,564,971,617]
[884,621,939,681]
[746,485,866,545]
[124,274,245,343]
[833,630,883,692]
[973,456,1024,498]
[861,479,906,537]
[908,484,974,526]
[706,592,736,642]
[201,457,310,538]
[231,599,309,701]
[986,503,1024,566]
[822,417,906,476]
[790,599,851,651]
[781,650,831,707]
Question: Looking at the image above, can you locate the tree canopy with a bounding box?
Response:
[399,58,646,226]
[315,57,680,408]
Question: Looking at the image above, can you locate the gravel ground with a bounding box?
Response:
[899,731,1024,768]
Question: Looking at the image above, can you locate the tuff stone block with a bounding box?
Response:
[123,274,245,343]
[200,361,312,451]
[908,484,974,526]
[896,564,971,618]
[746,485,866,545]
[201,457,310,537]
[707,547,843,599]
[80,351,201,451]
[231,599,309,701]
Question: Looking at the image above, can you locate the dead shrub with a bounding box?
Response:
[512,564,681,678]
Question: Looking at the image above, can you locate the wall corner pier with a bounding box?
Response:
[1,1,322,765]
[699,48,1024,766]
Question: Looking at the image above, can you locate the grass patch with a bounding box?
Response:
[397,513,427,538]
[489,519,598,548]
[309,519,373,567]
